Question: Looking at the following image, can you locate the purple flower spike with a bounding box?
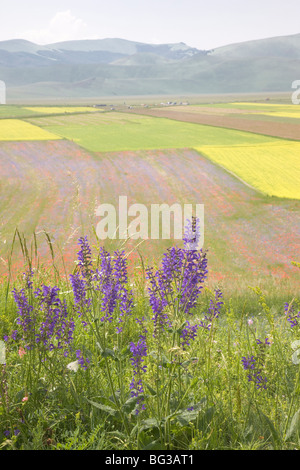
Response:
[94,248,133,329]
[77,236,93,279]
[242,355,267,390]
[180,321,199,350]
[146,218,208,337]
[284,302,300,328]
[76,349,90,370]
[129,337,147,414]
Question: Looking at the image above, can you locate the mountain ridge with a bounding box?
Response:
[0,33,299,100]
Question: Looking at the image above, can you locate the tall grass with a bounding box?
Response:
[0,228,299,450]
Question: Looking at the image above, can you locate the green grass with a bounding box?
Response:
[26,111,278,152]
[0,105,39,119]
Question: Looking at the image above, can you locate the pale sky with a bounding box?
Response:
[1,0,299,50]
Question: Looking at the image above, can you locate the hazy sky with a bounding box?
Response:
[1,0,299,49]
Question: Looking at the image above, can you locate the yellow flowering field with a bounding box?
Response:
[0,119,61,141]
[196,141,300,199]
[23,106,101,114]
[262,111,300,119]
[227,102,300,119]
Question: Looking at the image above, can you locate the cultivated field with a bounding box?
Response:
[129,102,300,140]
[26,111,278,152]
[0,103,299,295]
[0,119,61,141]
[1,100,300,450]
[196,141,300,199]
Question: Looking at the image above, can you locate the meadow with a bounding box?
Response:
[0,100,299,450]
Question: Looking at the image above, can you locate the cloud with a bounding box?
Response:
[25,10,91,44]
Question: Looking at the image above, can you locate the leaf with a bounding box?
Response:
[96,342,116,359]
[87,399,119,417]
[197,406,215,432]
[107,430,128,442]
[142,439,163,450]
[102,348,115,359]
[259,411,281,448]
[139,418,161,432]
[193,397,207,411]
[285,408,300,441]
[176,398,208,427]
[145,382,157,397]
[176,409,199,427]
[122,395,144,414]
[121,345,131,357]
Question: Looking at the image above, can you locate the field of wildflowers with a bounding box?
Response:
[1,143,299,294]
[0,223,299,450]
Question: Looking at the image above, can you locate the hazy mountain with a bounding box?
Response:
[0,33,299,100]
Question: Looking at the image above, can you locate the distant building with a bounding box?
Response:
[0,81,6,104]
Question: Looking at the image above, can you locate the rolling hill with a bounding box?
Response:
[0,33,299,100]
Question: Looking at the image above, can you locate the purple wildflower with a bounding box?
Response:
[284,302,300,328]
[241,355,256,371]
[129,338,147,414]
[256,338,271,346]
[183,216,201,251]
[145,266,171,336]
[198,289,224,330]
[76,350,90,370]
[70,272,92,322]
[136,317,148,341]
[77,236,93,279]
[146,219,208,337]
[94,248,133,329]
[242,339,270,391]
[180,249,208,315]
[33,286,75,355]
[242,355,267,389]
[34,286,60,344]
[12,288,35,348]
[10,283,75,357]
[23,269,34,290]
[180,321,199,350]
[4,330,18,343]
[130,339,147,376]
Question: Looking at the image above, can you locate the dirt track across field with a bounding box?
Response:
[126,108,300,141]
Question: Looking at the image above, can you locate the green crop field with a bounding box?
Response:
[26,111,278,152]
